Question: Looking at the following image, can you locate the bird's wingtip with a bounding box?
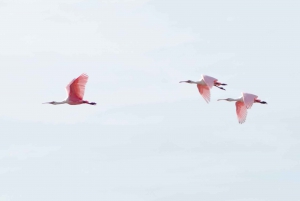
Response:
[80,73,89,77]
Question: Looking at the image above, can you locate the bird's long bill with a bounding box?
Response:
[42,102,51,104]
[217,99,226,101]
[179,81,187,83]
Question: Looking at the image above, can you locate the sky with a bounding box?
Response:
[0,0,299,200]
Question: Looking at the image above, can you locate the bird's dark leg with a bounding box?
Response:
[214,85,226,90]
[82,100,97,105]
[255,100,267,104]
[214,82,227,86]
[214,82,227,90]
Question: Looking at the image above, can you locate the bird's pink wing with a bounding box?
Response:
[242,93,258,109]
[235,101,247,124]
[197,84,211,103]
[66,74,89,101]
[202,75,217,89]
[66,78,75,96]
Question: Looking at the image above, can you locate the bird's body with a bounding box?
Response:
[180,74,227,103]
[43,73,96,106]
[218,93,267,124]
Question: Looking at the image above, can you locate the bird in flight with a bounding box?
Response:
[43,73,96,106]
[179,74,227,103]
[218,92,267,124]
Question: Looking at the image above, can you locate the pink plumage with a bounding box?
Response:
[218,92,267,124]
[242,93,258,109]
[43,73,96,106]
[202,75,218,89]
[197,85,211,103]
[179,74,226,103]
[66,74,89,102]
[235,101,247,124]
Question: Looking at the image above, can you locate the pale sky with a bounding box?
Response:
[0,0,299,201]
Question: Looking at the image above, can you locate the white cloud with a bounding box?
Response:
[0,195,11,201]
[100,112,164,125]
[0,145,60,160]
[0,1,120,56]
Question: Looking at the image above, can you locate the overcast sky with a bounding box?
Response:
[0,0,299,201]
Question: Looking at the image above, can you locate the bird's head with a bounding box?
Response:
[179,80,192,83]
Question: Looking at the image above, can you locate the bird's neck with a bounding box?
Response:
[54,101,67,105]
[218,98,240,102]
[179,80,199,84]
[227,98,240,101]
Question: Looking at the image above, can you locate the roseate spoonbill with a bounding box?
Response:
[179,75,227,103]
[217,92,267,124]
[43,73,96,105]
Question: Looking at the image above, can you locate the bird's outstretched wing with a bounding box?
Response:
[197,85,211,103]
[66,74,89,101]
[202,75,218,89]
[242,93,258,109]
[235,101,247,124]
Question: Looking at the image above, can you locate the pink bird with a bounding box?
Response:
[217,92,267,124]
[43,73,96,105]
[179,74,227,103]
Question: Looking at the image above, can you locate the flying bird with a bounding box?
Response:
[217,92,267,124]
[43,73,96,105]
[179,74,227,103]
